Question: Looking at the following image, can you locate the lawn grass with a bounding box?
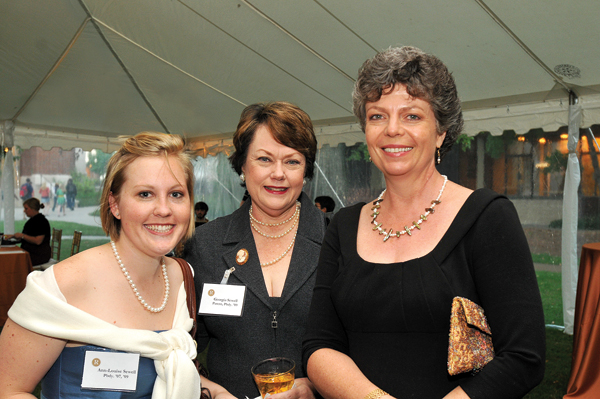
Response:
[524,271,573,398]
[1,219,109,260]
[537,270,564,326]
[532,253,562,265]
[524,328,573,398]
[1,220,105,237]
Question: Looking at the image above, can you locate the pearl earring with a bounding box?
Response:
[436,148,441,165]
[240,172,246,183]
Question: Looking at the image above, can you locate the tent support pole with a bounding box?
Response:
[314,162,345,207]
[1,121,16,235]
[561,91,581,335]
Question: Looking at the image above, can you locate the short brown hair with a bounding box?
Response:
[229,102,317,182]
[353,46,463,160]
[100,132,195,241]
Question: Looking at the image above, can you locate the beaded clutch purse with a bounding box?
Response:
[447,297,495,375]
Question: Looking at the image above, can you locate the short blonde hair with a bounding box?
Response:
[100,132,195,241]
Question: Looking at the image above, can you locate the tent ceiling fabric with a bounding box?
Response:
[2,0,600,152]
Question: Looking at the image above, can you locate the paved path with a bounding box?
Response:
[10,205,108,240]
[534,263,561,273]
[12,205,102,227]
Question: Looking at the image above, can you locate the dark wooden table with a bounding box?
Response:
[0,246,33,326]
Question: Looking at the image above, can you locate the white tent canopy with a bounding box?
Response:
[2,0,600,152]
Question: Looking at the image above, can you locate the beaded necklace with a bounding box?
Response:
[110,241,169,313]
[371,175,448,242]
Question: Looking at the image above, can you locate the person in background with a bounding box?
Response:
[5,197,51,266]
[39,183,51,215]
[66,178,78,211]
[20,178,34,202]
[314,195,335,226]
[303,46,545,399]
[194,201,209,227]
[52,183,59,212]
[186,102,325,399]
[240,190,250,207]
[175,201,209,258]
[56,184,66,216]
[0,132,235,399]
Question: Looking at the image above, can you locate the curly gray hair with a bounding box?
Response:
[352,46,463,160]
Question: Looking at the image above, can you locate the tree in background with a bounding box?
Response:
[87,150,113,178]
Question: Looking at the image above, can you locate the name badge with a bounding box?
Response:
[199,283,246,317]
[81,351,139,391]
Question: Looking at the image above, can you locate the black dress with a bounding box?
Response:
[21,213,51,266]
[303,189,545,399]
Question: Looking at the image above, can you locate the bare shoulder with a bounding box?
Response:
[164,256,185,289]
[53,243,113,300]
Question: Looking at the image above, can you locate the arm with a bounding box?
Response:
[303,207,389,399]
[8,232,45,245]
[0,318,66,399]
[308,349,394,399]
[459,198,545,398]
[200,376,237,399]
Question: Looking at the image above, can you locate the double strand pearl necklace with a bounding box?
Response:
[250,202,299,226]
[372,175,448,242]
[249,202,301,267]
[110,241,170,313]
[260,230,298,267]
[250,201,300,238]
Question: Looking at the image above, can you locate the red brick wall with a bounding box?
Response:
[19,147,76,176]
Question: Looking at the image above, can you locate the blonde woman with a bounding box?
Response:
[0,132,234,399]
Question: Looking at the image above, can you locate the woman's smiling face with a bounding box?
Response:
[109,155,191,258]
[242,124,306,219]
[365,84,445,179]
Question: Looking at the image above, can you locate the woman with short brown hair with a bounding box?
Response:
[187,102,325,399]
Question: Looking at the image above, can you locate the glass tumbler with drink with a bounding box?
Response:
[251,357,295,398]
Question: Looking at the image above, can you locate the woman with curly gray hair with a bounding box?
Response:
[303,46,545,399]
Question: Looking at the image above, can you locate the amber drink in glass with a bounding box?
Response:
[251,357,295,398]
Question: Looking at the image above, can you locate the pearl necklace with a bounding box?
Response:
[250,202,300,239]
[372,175,448,242]
[250,202,301,267]
[260,230,298,267]
[250,202,299,226]
[110,241,170,313]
